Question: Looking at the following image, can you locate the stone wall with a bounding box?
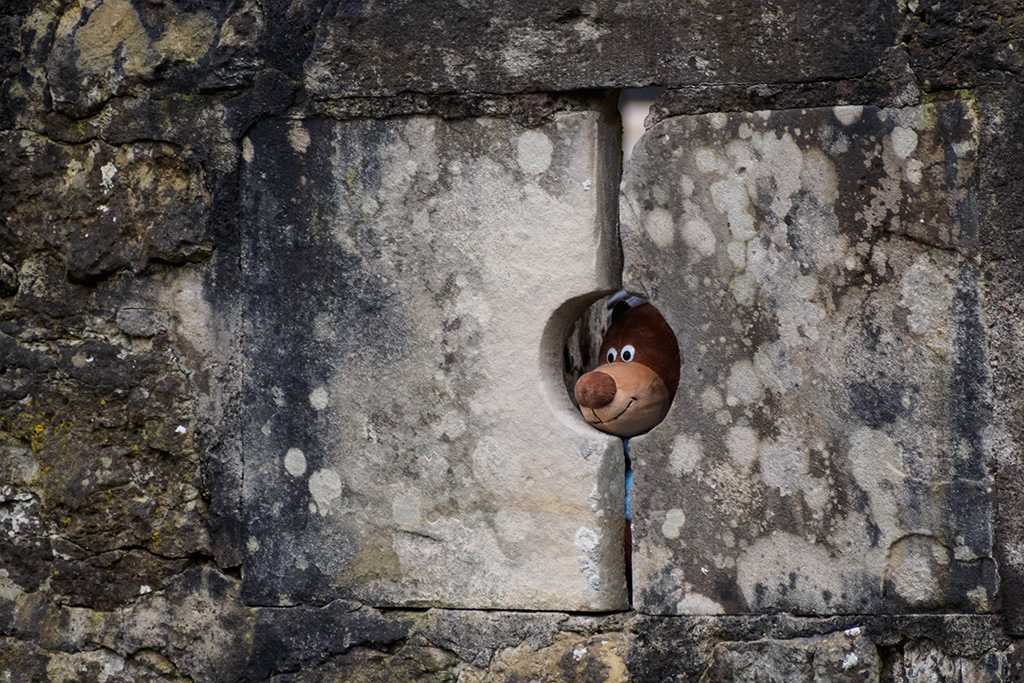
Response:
[2,0,1024,681]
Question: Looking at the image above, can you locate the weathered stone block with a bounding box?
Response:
[304,0,897,98]
[621,101,997,615]
[0,131,211,286]
[701,629,881,682]
[977,84,1024,637]
[240,107,626,610]
[891,639,1010,682]
[901,0,1024,92]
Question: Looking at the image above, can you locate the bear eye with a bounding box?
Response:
[606,348,618,363]
[621,344,635,362]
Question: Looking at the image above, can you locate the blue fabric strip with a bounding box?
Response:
[624,439,632,520]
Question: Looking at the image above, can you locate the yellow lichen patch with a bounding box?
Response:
[152,13,217,65]
[72,0,156,77]
[480,632,629,682]
[288,122,311,153]
[337,537,402,585]
[11,405,74,456]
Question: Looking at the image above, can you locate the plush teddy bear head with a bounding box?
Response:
[574,301,680,438]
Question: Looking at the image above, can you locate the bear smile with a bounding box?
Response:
[588,397,636,425]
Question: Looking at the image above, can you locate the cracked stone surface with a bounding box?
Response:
[621,101,997,616]
[240,108,627,610]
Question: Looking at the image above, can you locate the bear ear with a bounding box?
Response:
[610,299,633,323]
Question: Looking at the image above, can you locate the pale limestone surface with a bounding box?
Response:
[241,110,626,610]
[621,102,996,615]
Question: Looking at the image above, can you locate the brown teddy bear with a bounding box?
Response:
[574,301,680,438]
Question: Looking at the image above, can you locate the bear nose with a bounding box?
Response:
[575,371,618,409]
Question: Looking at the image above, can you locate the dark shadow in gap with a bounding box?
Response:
[624,436,633,603]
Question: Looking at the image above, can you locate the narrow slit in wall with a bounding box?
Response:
[559,87,665,396]
[560,87,670,607]
[563,291,680,605]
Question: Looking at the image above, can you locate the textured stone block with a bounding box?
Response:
[893,639,1010,682]
[977,85,1024,637]
[0,131,212,612]
[702,629,881,682]
[304,0,897,98]
[240,109,626,610]
[0,131,211,286]
[621,101,996,615]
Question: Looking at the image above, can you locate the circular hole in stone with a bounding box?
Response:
[565,291,680,440]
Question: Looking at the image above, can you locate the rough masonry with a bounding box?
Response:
[2,0,1024,680]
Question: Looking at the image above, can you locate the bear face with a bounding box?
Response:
[574,302,680,438]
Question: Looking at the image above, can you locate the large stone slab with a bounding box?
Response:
[240,108,627,610]
[621,101,997,615]
[304,0,897,98]
[976,84,1024,637]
